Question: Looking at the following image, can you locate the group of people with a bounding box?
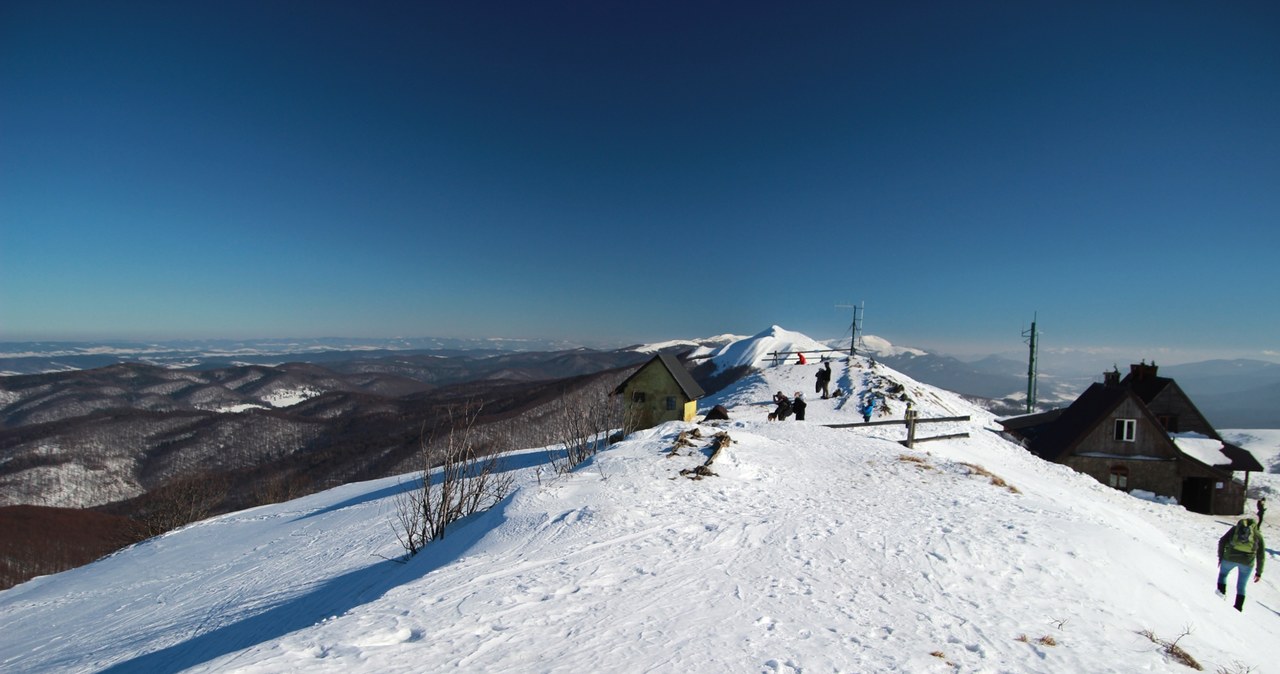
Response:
[771,390,806,421]
[1215,497,1266,612]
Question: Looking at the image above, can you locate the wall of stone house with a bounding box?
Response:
[1072,398,1177,459]
[1066,455,1181,497]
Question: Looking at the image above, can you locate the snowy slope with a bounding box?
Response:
[1,329,1277,673]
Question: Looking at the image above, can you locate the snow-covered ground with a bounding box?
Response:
[1,329,1276,673]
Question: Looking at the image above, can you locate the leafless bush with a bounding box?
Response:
[547,380,630,475]
[1139,627,1202,671]
[394,404,513,556]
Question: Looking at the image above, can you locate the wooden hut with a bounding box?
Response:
[613,352,705,431]
[1000,363,1262,515]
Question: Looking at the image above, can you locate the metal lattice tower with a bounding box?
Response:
[836,302,864,358]
[1023,314,1039,414]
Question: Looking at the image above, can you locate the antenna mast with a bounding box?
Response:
[836,302,864,358]
[1022,314,1039,414]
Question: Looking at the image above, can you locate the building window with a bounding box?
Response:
[1109,465,1130,490]
[1156,414,1179,432]
[666,396,678,411]
[1113,418,1136,442]
[632,391,646,403]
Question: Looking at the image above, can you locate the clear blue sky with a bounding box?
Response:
[3,1,1278,362]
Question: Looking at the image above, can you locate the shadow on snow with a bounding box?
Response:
[99,475,522,672]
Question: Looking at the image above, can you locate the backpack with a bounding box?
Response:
[1230,519,1258,554]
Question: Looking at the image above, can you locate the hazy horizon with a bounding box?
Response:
[3,3,1277,365]
[3,329,1278,372]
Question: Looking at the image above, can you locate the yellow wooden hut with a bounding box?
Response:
[613,352,705,431]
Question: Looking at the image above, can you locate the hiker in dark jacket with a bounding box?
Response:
[772,391,792,421]
[815,361,832,399]
[1259,497,1267,526]
[1217,518,1265,612]
[792,393,807,421]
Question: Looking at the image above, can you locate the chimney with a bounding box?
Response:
[1103,368,1121,386]
[1129,361,1158,382]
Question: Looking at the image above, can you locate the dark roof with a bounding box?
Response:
[1017,383,1131,462]
[1219,443,1265,472]
[614,352,705,400]
[1000,408,1064,432]
[1123,373,1174,405]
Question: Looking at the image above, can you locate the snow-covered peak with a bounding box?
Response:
[860,334,928,358]
[631,333,745,356]
[708,325,834,372]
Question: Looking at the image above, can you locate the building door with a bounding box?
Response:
[1181,477,1214,514]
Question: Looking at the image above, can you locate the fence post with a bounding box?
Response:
[904,409,918,448]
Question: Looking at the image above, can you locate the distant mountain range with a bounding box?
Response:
[0,347,656,511]
[0,337,596,375]
[3,336,1276,428]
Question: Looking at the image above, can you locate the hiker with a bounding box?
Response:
[792,392,807,421]
[796,352,807,365]
[815,361,832,399]
[860,397,875,423]
[1216,517,1265,612]
[772,391,792,421]
[1259,497,1267,526]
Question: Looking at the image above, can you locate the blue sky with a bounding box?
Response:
[2,1,1278,362]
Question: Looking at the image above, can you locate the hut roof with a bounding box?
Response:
[614,352,706,400]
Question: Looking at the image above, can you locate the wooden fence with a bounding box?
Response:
[824,412,971,448]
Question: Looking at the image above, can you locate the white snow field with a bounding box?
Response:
[0,327,1276,673]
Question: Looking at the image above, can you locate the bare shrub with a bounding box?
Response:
[547,379,629,475]
[394,404,514,556]
[1139,627,1203,671]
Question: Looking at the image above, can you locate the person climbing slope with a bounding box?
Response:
[1217,517,1265,612]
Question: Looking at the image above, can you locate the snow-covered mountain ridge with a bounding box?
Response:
[0,327,1276,672]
